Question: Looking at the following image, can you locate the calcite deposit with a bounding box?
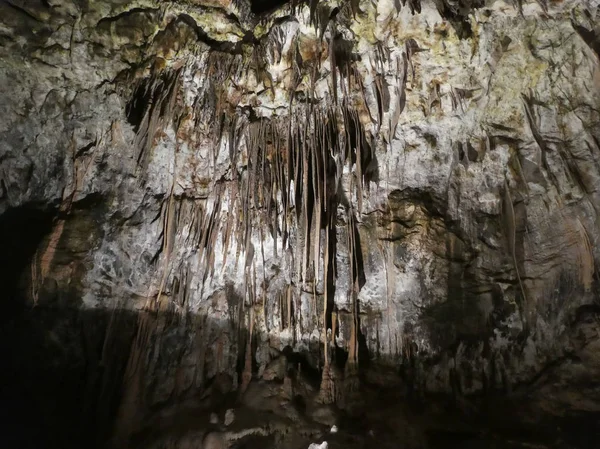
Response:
[1,0,599,447]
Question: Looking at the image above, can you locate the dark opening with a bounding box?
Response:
[0,205,137,449]
[249,0,291,15]
[125,81,152,132]
[281,345,322,387]
[0,204,55,317]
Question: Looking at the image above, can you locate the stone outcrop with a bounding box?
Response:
[1,0,600,447]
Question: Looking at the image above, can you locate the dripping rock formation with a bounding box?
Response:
[1,0,600,448]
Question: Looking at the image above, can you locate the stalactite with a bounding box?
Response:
[347,211,356,366]
[283,118,292,250]
[331,309,337,346]
[374,73,385,130]
[272,124,282,259]
[344,204,361,393]
[132,69,182,173]
[389,54,407,143]
[207,199,222,280]
[309,0,319,28]
[292,119,301,220]
[197,204,210,263]
[221,190,235,274]
[197,184,224,294]
[278,291,283,332]
[379,238,393,357]
[353,108,364,214]
[312,112,321,284]
[502,181,528,324]
[113,306,156,447]
[140,30,373,404]
[259,212,268,335]
[286,284,292,330]
[318,218,334,404]
[235,173,247,267]
[330,35,338,106]
[301,116,310,285]
[322,112,329,216]
[239,306,254,396]
[156,176,176,305]
[323,221,330,365]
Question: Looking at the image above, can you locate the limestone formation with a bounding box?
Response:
[1,0,600,447]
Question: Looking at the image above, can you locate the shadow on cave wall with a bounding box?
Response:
[0,203,314,449]
[0,205,242,449]
[0,204,56,319]
[0,300,260,449]
[1,304,134,449]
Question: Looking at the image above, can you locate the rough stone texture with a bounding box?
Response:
[1,0,600,446]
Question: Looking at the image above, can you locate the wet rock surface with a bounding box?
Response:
[1,0,600,447]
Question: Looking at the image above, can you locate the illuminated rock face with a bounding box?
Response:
[1,0,600,443]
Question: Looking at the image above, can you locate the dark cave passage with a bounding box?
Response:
[0,205,131,449]
[249,0,291,15]
[1,285,599,449]
[0,305,137,449]
[0,205,55,317]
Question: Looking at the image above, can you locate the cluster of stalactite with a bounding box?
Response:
[219,98,374,403]
[112,4,406,426]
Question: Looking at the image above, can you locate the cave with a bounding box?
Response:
[1,0,600,448]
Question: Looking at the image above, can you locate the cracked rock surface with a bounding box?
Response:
[1,0,600,448]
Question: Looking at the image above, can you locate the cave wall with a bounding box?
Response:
[1,0,600,442]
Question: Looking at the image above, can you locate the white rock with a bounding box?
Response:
[308,442,328,449]
[224,409,235,426]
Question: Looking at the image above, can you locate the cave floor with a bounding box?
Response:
[128,379,599,449]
